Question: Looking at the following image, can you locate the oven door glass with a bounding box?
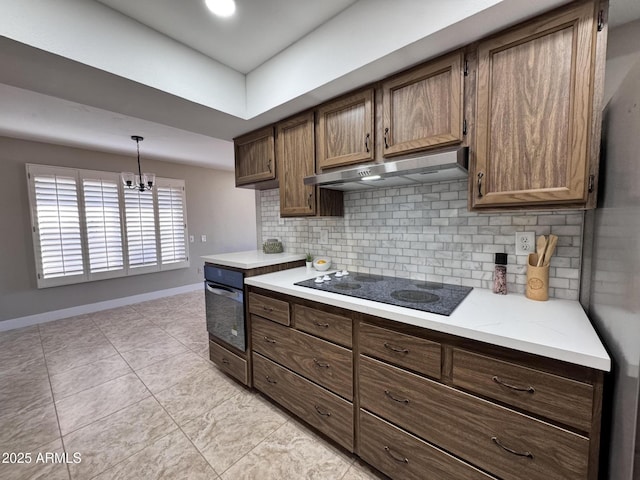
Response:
[205,281,245,351]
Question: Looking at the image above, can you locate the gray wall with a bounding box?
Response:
[0,136,257,323]
[581,20,640,480]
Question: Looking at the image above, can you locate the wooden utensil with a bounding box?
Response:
[543,234,558,266]
[536,235,547,267]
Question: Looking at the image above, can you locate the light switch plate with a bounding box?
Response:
[201,235,207,243]
[515,231,535,255]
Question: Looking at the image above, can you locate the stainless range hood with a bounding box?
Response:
[304,147,468,191]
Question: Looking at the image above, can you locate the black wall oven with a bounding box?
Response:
[204,265,246,352]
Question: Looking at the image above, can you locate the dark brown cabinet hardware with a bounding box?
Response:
[267,158,272,173]
[384,342,409,354]
[383,128,390,149]
[491,436,534,459]
[308,192,313,209]
[263,336,277,344]
[364,133,370,153]
[313,358,330,368]
[221,358,230,365]
[262,305,274,312]
[384,446,409,464]
[265,375,278,384]
[477,172,484,198]
[384,389,410,404]
[314,321,330,328]
[314,404,332,417]
[492,376,535,394]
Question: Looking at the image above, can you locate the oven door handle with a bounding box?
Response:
[205,282,243,302]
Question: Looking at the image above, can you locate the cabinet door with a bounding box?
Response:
[277,112,316,216]
[382,51,463,158]
[316,89,374,170]
[472,1,597,208]
[234,126,275,186]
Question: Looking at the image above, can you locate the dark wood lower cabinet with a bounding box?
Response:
[246,287,604,480]
[359,410,496,480]
[209,340,247,385]
[253,352,354,451]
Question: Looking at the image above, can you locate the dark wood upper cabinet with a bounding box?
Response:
[316,88,374,170]
[277,112,343,217]
[471,0,605,209]
[381,51,464,158]
[277,112,316,216]
[234,126,276,188]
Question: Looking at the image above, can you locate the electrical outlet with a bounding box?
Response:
[201,235,207,243]
[320,229,329,244]
[515,231,535,255]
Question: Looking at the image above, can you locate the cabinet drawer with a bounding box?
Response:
[451,349,594,432]
[253,353,354,451]
[248,292,290,326]
[359,410,496,480]
[209,341,247,385]
[252,316,353,400]
[359,323,441,379]
[294,304,352,347]
[359,356,589,480]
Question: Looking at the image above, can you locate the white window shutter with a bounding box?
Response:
[157,182,188,268]
[124,188,158,270]
[27,166,85,286]
[82,176,124,275]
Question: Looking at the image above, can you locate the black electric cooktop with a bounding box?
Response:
[294,272,472,316]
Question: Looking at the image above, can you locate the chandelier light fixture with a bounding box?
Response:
[122,135,155,192]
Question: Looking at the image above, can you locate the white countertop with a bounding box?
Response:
[202,250,306,269]
[245,267,611,372]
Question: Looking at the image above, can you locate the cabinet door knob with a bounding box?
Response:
[221,358,230,365]
[364,133,370,153]
[267,158,272,173]
[384,128,390,149]
[384,446,409,464]
[384,342,409,354]
[308,192,313,209]
[263,336,277,344]
[314,404,331,417]
[313,321,330,328]
[313,358,330,368]
[265,375,278,384]
[491,436,534,459]
[492,376,535,393]
[477,171,484,198]
[384,389,410,404]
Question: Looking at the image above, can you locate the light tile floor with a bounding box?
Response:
[0,291,386,480]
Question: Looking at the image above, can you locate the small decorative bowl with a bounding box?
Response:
[313,258,331,271]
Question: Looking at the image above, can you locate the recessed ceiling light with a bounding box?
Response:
[205,0,236,17]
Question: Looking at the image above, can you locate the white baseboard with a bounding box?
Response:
[0,283,203,332]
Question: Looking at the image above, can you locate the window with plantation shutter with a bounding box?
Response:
[82,174,124,276]
[27,164,189,288]
[157,180,188,269]
[124,188,158,270]
[28,166,84,286]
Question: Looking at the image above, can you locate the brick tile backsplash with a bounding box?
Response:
[258,180,584,299]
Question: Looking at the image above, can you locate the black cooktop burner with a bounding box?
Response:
[353,274,384,283]
[294,273,472,316]
[333,283,362,291]
[413,281,444,290]
[391,290,440,303]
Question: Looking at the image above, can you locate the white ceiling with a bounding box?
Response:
[0,0,638,171]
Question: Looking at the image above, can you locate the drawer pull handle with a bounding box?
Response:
[314,321,330,328]
[384,390,410,404]
[384,342,409,354]
[221,358,230,365]
[492,376,535,394]
[384,446,408,464]
[263,336,277,344]
[491,436,534,459]
[314,405,331,417]
[262,306,274,312]
[265,375,278,384]
[313,358,330,368]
